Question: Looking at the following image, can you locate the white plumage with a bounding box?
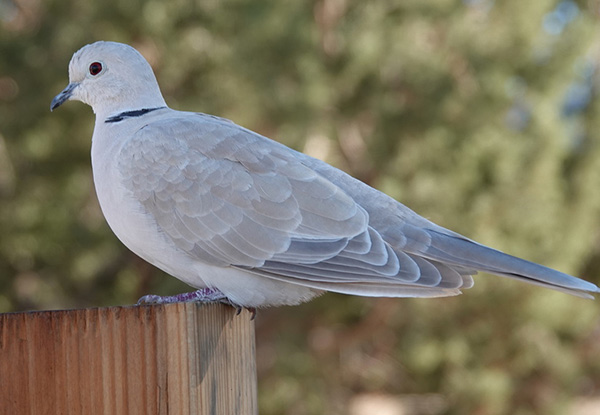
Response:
[51,41,599,308]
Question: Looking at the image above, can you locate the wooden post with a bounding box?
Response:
[0,303,257,415]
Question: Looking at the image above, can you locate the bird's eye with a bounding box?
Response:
[89,62,103,76]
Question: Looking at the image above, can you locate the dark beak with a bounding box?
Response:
[50,82,79,111]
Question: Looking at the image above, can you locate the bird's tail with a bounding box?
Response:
[417,229,599,298]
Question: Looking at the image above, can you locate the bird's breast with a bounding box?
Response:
[90,124,204,286]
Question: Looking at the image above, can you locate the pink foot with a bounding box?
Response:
[137,288,256,319]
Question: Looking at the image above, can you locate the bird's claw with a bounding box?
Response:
[137,288,257,319]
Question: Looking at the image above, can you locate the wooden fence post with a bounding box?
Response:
[0,303,257,415]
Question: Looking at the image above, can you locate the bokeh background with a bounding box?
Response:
[2,0,600,414]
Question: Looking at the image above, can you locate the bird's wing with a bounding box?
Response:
[293,150,600,298]
[118,113,470,297]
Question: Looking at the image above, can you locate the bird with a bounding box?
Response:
[51,41,599,310]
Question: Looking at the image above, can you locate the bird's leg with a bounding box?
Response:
[137,288,228,304]
[137,288,256,319]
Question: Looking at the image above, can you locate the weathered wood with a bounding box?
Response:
[0,303,257,415]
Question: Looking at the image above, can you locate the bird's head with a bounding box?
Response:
[51,41,167,116]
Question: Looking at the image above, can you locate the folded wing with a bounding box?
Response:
[119,113,598,299]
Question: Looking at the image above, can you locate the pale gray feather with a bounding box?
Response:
[54,41,598,307]
[119,112,597,298]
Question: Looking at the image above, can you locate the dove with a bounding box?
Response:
[51,41,599,309]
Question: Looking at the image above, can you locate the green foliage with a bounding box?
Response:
[2,0,600,413]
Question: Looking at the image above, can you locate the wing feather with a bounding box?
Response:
[116,112,599,301]
[117,115,499,296]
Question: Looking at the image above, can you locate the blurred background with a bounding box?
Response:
[2,0,600,413]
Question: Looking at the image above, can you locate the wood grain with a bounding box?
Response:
[0,303,257,415]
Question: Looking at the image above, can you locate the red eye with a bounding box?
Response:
[89,62,103,76]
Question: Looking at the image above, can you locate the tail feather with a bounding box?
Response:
[421,230,599,296]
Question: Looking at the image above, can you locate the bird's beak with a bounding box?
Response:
[50,82,79,111]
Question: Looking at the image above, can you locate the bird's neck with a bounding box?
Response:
[91,81,168,120]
